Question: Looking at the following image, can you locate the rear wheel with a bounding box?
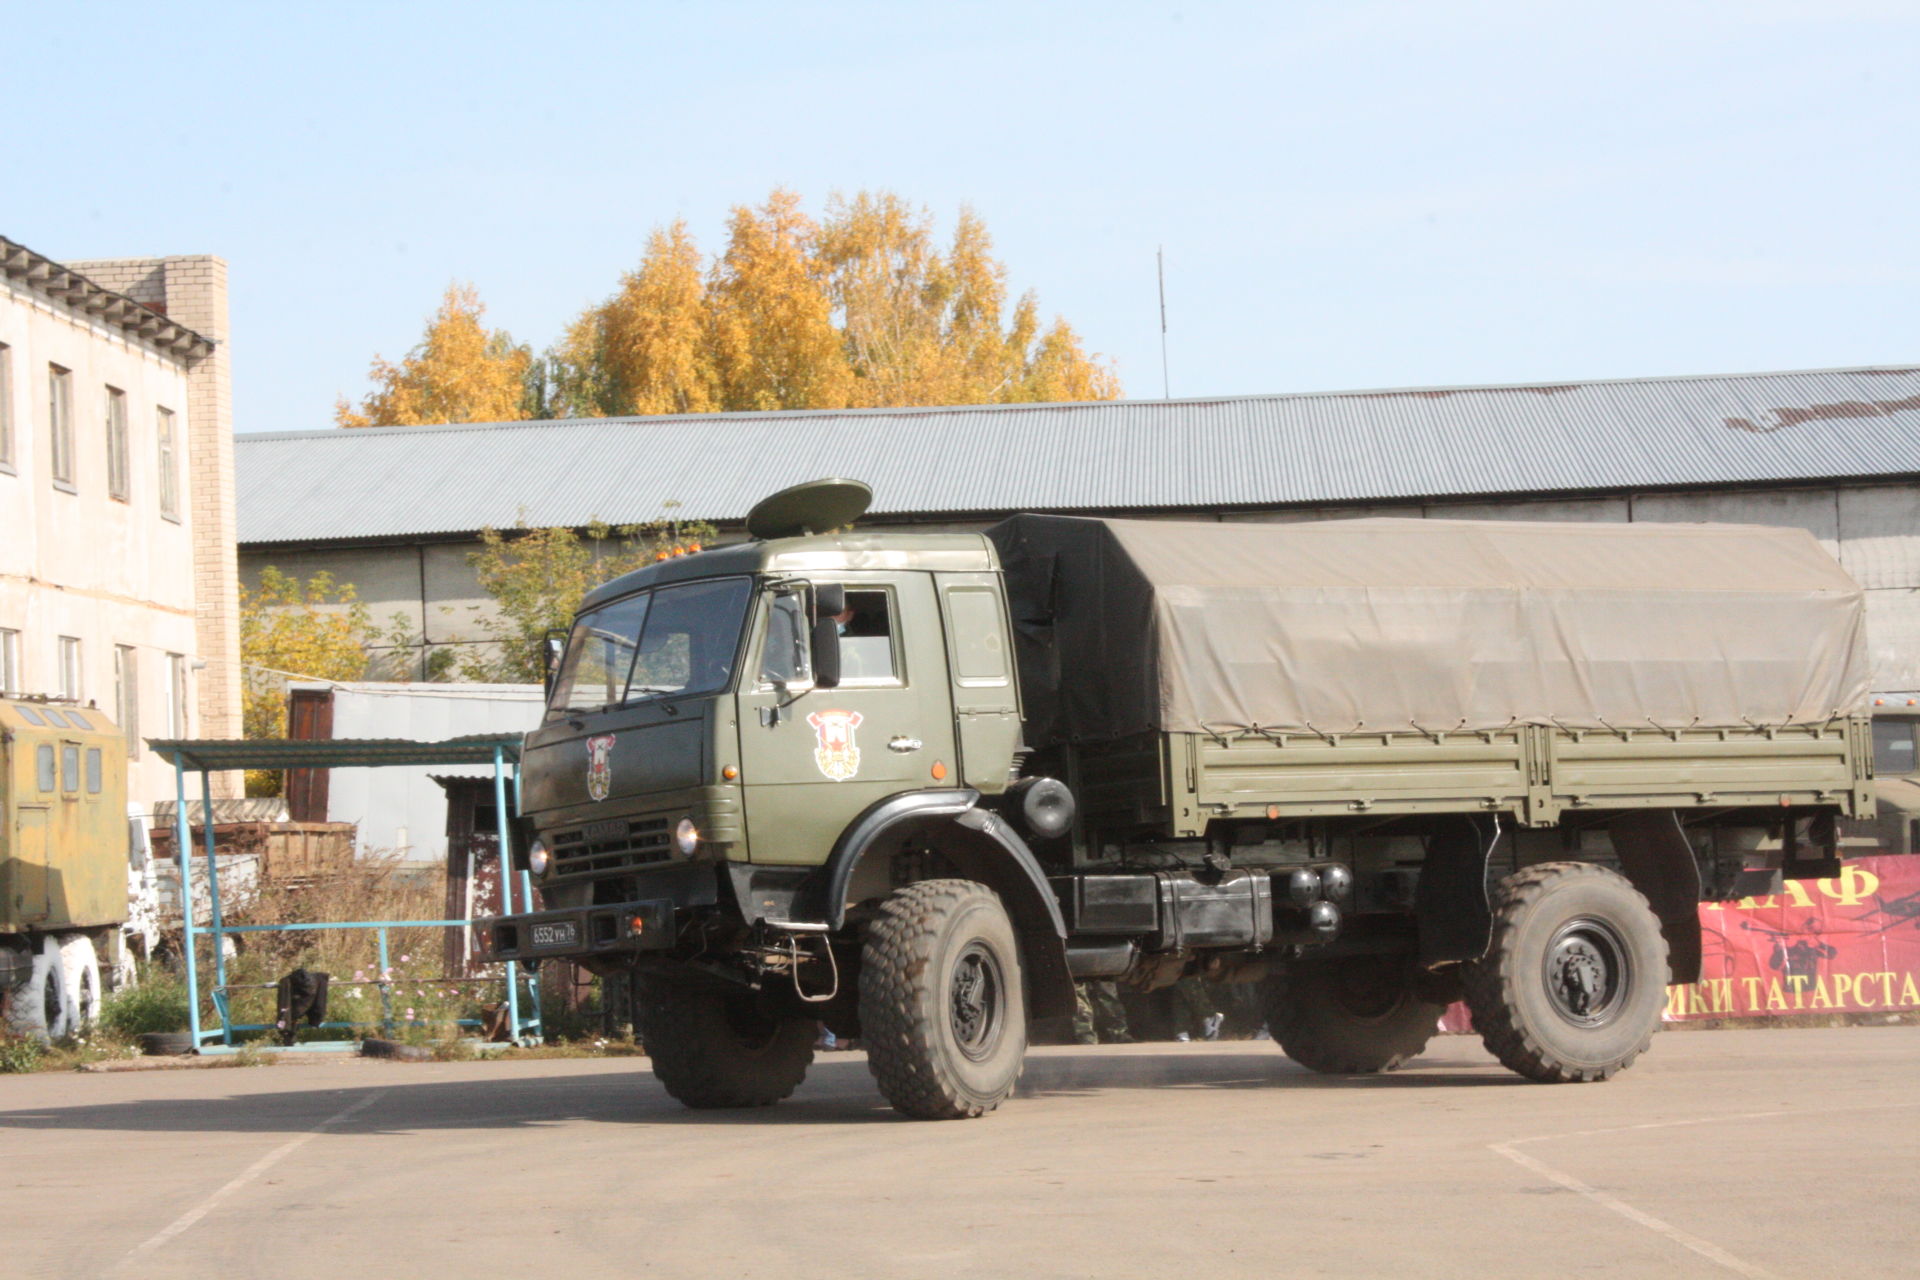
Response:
[861,879,1027,1120]
[635,977,816,1109]
[5,937,72,1043]
[1262,954,1444,1073]
[1464,861,1667,1083]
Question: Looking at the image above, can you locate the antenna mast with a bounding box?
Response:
[1157,246,1170,399]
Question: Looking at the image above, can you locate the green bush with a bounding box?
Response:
[0,1034,45,1074]
[98,971,192,1037]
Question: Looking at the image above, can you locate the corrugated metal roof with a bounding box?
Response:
[149,735,524,770]
[237,365,1920,545]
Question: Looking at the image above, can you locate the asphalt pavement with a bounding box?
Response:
[2,1027,1915,1280]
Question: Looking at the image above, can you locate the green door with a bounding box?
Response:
[737,572,958,867]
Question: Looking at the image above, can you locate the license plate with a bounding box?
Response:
[530,921,579,949]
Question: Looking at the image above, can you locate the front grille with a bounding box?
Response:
[551,816,672,877]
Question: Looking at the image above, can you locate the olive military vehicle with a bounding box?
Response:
[486,479,1879,1119]
[1,699,126,1041]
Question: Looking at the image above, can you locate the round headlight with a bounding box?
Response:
[527,839,551,879]
[674,817,700,857]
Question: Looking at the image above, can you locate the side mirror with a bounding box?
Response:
[813,583,845,620]
[542,629,567,696]
[811,615,842,689]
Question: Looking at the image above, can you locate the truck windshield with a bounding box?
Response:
[548,577,752,716]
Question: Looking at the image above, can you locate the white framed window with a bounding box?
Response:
[166,652,189,737]
[0,342,15,474]
[0,628,19,695]
[115,644,139,758]
[106,386,129,501]
[157,406,180,520]
[57,635,81,701]
[49,365,74,490]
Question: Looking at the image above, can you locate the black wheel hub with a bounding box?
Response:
[949,942,1006,1062]
[1544,916,1631,1027]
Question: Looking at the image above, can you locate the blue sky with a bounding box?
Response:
[7,1,1916,433]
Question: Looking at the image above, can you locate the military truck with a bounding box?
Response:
[486,479,1878,1120]
[1,699,126,1041]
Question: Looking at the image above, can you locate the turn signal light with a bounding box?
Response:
[722,765,739,781]
[931,761,948,781]
[629,915,646,936]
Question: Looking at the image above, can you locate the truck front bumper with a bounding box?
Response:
[482,899,677,963]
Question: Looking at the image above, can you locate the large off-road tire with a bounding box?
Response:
[1262,954,1445,1073]
[860,879,1027,1120]
[634,978,816,1109]
[59,935,103,1032]
[1464,861,1668,1084]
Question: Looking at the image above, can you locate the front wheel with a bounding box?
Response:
[1464,861,1668,1083]
[634,977,816,1109]
[860,879,1027,1120]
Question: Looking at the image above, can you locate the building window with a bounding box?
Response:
[115,644,139,758]
[57,635,81,701]
[49,365,74,490]
[157,406,180,520]
[0,628,17,696]
[106,386,129,501]
[0,342,14,473]
[166,653,189,737]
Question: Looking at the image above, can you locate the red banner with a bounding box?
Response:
[1438,855,1920,1032]
[1668,855,1920,1020]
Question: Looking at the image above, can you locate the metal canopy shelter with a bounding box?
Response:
[148,734,539,1051]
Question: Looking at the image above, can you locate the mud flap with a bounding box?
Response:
[1609,810,1704,985]
[1416,815,1500,968]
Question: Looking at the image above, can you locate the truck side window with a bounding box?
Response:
[61,744,79,792]
[945,587,1010,684]
[1873,719,1917,776]
[758,591,812,686]
[833,589,898,684]
[86,747,103,794]
[37,744,54,791]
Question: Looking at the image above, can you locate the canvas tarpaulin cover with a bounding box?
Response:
[986,515,1870,747]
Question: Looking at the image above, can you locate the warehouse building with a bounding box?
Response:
[236,364,1920,694]
[0,235,243,808]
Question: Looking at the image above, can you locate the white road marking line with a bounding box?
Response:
[114,1090,387,1267]
[1488,1140,1779,1279]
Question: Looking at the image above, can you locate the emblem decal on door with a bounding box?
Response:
[806,709,864,782]
[586,734,616,801]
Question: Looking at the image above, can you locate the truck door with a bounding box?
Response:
[12,803,51,924]
[737,573,958,866]
[935,573,1022,792]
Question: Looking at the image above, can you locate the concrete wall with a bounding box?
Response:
[0,264,206,811]
[240,478,1920,696]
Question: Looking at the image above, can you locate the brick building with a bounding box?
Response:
[0,236,242,808]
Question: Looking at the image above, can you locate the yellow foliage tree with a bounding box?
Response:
[238,568,373,795]
[707,188,854,412]
[336,284,533,427]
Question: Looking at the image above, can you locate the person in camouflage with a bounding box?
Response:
[1071,980,1134,1044]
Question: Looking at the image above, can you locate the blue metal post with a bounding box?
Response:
[491,745,522,1041]
[377,928,392,1037]
[199,769,231,1045]
[174,760,202,1048]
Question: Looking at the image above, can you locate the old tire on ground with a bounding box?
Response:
[860,878,1027,1120]
[59,935,102,1032]
[1262,954,1445,1073]
[138,1031,196,1056]
[1464,861,1668,1084]
[634,977,815,1109]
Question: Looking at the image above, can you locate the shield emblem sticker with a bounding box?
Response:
[807,709,864,782]
[586,733,615,801]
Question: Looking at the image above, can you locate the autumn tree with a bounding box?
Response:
[457,518,716,683]
[239,568,374,795]
[336,284,535,427]
[706,188,854,412]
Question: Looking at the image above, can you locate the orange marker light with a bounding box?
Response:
[931,761,948,781]
[629,915,646,935]
[722,765,739,781]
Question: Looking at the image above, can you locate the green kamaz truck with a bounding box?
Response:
[2,699,125,1041]
[485,480,1879,1120]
